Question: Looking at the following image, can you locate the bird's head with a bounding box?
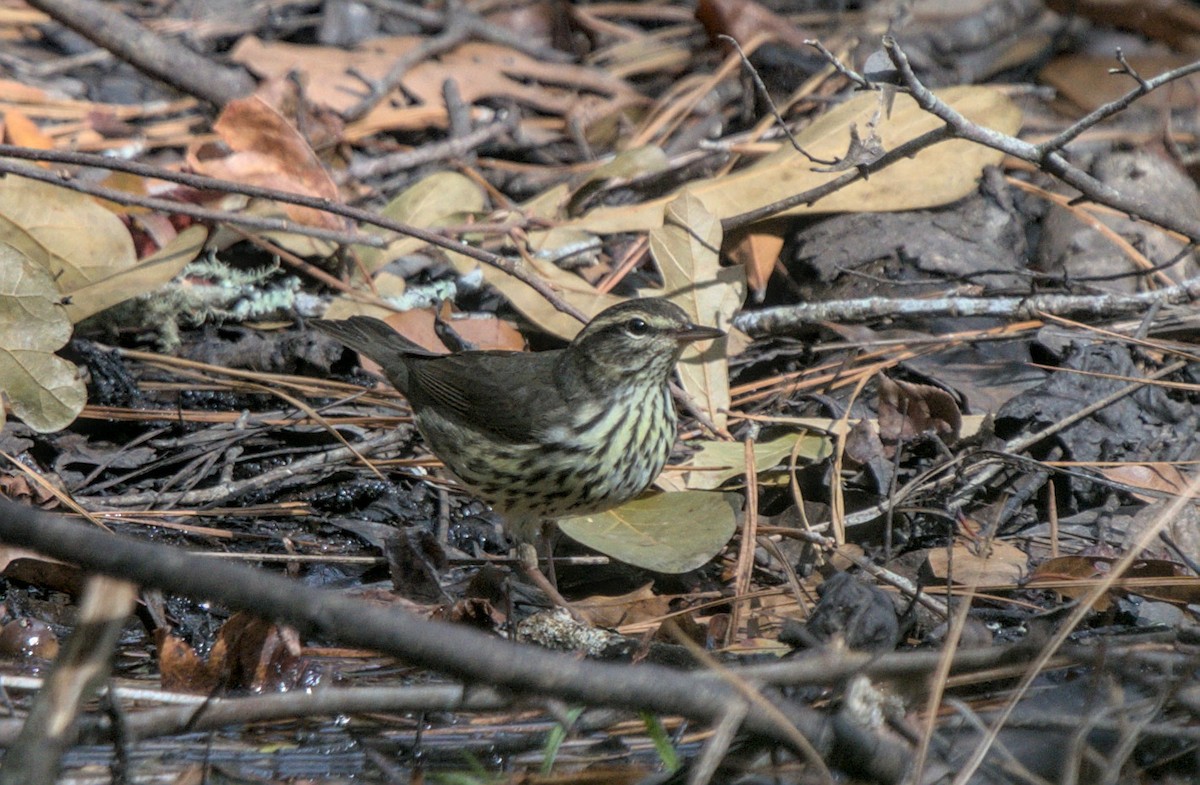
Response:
[568,298,724,383]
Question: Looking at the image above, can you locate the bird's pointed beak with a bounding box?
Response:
[672,323,725,344]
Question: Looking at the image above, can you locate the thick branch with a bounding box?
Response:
[25,0,254,107]
[0,499,911,784]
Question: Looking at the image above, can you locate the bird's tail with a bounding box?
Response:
[312,316,434,394]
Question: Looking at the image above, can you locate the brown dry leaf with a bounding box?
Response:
[1042,0,1200,50]
[1123,559,1200,606]
[650,192,746,431]
[725,220,787,297]
[1026,555,1200,609]
[574,583,671,629]
[383,306,526,353]
[155,628,219,693]
[1041,54,1200,113]
[695,0,814,48]
[92,171,154,217]
[156,613,302,693]
[0,472,56,506]
[924,539,1027,585]
[1025,554,1115,610]
[0,79,50,103]
[0,545,80,595]
[231,38,640,135]
[558,490,739,573]
[0,247,86,433]
[1100,463,1193,503]
[63,225,207,323]
[570,86,1022,233]
[2,108,53,150]
[876,374,962,453]
[216,612,303,692]
[192,95,345,230]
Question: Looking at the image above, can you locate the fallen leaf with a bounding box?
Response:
[1027,555,1200,609]
[1041,3,1200,53]
[574,583,672,629]
[2,108,53,151]
[679,433,831,491]
[1041,54,1200,114]
[558,490,740,573]
[924,539,1027,585]
[1100,463,1194,502]
[193,95,346,230]
[569,86,1023,233]
[695,0,815,49]
[0,247,86,433]
[0,174,137,293]
[63,225,207,323]
[156,628,219,693]
[650,192,746,431]
[231,38,641,136]
[876,374,963,453]
[388,306,526,353]
[725,219,787,298]
[0,545,81,595]
[156,613,302,694]
[361,171,487,272]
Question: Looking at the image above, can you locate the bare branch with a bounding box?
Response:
[733,276,1200,335]
[881,37,1200,240]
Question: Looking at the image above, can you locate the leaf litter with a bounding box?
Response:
[2,1,1200,782]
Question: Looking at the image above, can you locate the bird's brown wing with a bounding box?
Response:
[314,315,571,443]
[311,316,438,394]
[405,350,569,443]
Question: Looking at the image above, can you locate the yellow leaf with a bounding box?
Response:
[362,171,487,272]
[64,226,207,323]
[0,175,136,293]
[0,246,85,432]
[558,490,739,573]
[681,433,833,491]
[649,192,745,431]
[569,86,1023,233]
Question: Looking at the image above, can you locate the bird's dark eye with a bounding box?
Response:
[625,317,650,336]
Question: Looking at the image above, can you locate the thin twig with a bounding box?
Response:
[345,112,518,181]
[881,37,1200,240]
[719,35,837,166]
[25,0,254,107]
[0,145,587,323]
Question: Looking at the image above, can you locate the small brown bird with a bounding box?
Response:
[313,299,723,544]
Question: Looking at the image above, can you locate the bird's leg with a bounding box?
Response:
[513,524,580,617]
[540,521,557,590]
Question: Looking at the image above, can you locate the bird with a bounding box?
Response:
[312,298,724,546]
